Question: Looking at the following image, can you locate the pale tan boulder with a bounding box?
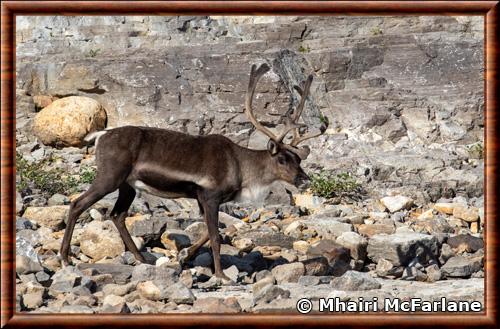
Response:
[32,96,106,147]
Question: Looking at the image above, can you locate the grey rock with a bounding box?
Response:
[336,231,368,261]
[441,256,482,278]
[425,264,442,282]
[271,262,305,284]
[16,255,43,275]
[331,271,381,291]
[367,233,439,266]
[166,282,195,304]
[77,263,134,284]
[253,284,290,305]
[223,265,239,282]
[16,236,40,262]
[131,263,179,284]
[47,193,69,206]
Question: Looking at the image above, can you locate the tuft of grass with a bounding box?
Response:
[16,152,97,196]
[310,171,359,199]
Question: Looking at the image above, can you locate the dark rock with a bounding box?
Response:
[441,256,482,278]
[447,234,484,253]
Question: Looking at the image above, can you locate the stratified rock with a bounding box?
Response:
[23,206,69,230]
[32,96,107,148]
[367,233,439,266]
[331,271,381,291]
[380,196,413,213]
[441,256,482,278]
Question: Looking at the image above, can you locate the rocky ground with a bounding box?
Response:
[15,142,484,313]
[15,16,484,313]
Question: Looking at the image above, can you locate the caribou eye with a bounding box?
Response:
[278,155,286,165]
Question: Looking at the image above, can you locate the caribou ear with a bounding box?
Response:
[267,139,279,156]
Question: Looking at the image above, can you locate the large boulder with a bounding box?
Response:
[32,96,107,147]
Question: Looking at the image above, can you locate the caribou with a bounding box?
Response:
[60,63,327,281]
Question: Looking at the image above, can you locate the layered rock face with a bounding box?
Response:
[16,15,484,201]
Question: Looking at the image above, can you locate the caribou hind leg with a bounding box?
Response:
[60,161,132,265]
[110,183,146,263]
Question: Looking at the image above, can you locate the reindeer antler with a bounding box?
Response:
[245,64,328,160]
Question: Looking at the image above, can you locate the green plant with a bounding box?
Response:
[370,27,383,36]
[16,152,96,196]
[298,44,311,53]
[88,48,101,57]
[467,142,484,159]
[79,165,97,184]
[310,171,359,199]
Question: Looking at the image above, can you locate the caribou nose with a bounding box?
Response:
[295,172,311,189]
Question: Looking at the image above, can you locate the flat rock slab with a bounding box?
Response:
[77,263,134,284]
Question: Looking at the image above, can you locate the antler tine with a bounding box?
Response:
[290,118,329,147]
[275,75,313,143]
[292,74,313,122]
[245,63,279,141]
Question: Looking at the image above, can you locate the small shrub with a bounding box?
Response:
[298,45,311,53]
[79,165,97,184]
[88,48,101,57]
[310,171,359,199]
[16,152,96,196]
[370,27,383,36]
